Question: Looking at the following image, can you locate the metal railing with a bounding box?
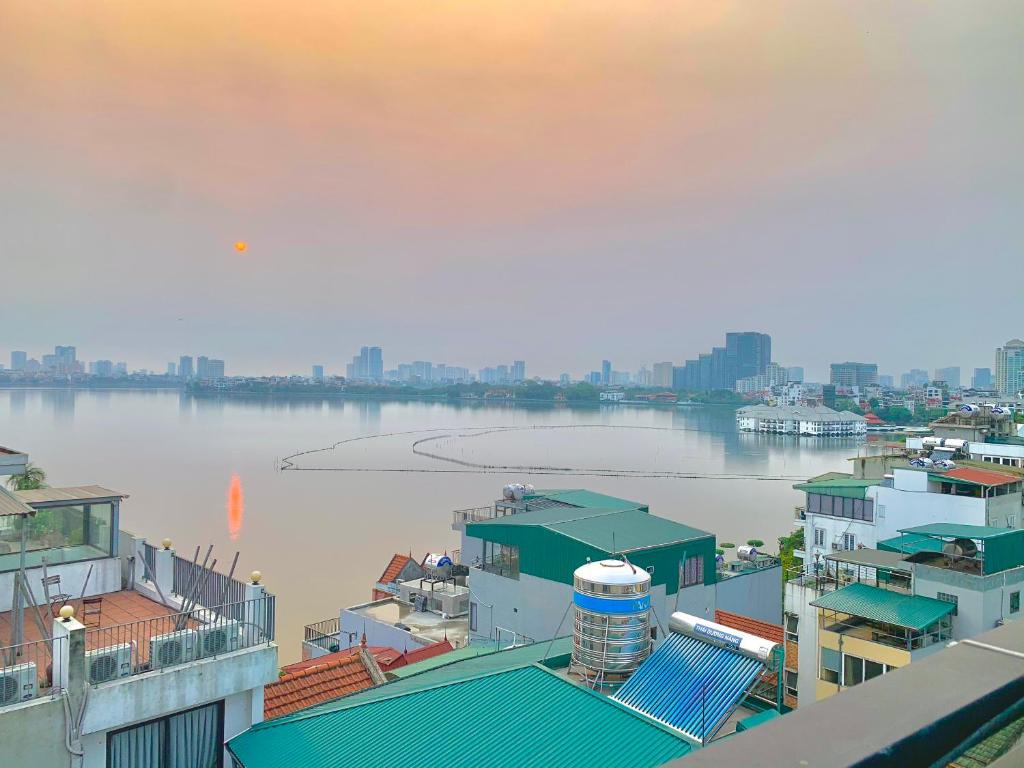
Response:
[83,595,275,681]
[818,612,951,651]
[303,616,340,652]
[0,635,66,707]
[172,553,247,608]
[452,507,493,526]
[143,543,158,582]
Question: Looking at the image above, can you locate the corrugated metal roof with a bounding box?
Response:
[898,523,1019,541]
[810,583,954,630]
[228,664,691,768]
[878,534,946,555]
[824,548,912,570]
[469,506,710,552]
[0,486,35,517]
[792,477,877,499]
[940,467,1021,487]
[613,632,766,743]
[525,489,647,512]
[15,485,127,504]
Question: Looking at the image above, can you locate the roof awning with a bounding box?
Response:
[14,485,127,505]
[811,583,954,631]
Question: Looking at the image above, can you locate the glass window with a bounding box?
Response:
[843,498,854,518]
[784,670,798,695]
[681,555,704,587]
[937,592,958,616]
[842,533,856,551]
[843,654,864,687]
[785,613,799,642]
[0,502,115,573]
[864,659,885,680]
[108,701,223,768]
[1011,591,1020,614]
[808,494,821,513]
[814,528,826,547]
[820,647,840,684]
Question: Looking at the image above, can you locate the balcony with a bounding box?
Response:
[451,506,494,530]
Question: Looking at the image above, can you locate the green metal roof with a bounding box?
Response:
[792,477,877,500]
[468,507,711,552]
[878,534,945,555]
[525,489,647,512]
[388,643,498,678]
[811,583,955,631]
[228,664,691,768]
[898,523,1020,541]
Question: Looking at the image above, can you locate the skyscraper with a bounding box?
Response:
[995,339,1024,396]
[830,362,878,387]
[312,365,324,381]
[652,362,674,388]
[367,347,383,381]
[725,332,771,389]
[934,367,961,388]
[196,356,210,379]
[179,356,194,379]
[900,369,929,388]
[206,359,225,378]
[971,368,993,389]
[601,360,611,385]
[786,367,804,383]
[10,351,26,371]
[512,360,526,382]
[710,347,728,390]
[167,362,177,376]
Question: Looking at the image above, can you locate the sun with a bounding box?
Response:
[234,241,248,253]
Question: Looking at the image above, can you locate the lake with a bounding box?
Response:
[0,389,862,662]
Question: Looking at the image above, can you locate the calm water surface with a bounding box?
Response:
[0,390,863,662]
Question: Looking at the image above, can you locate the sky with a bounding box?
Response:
[1,1,1021,381]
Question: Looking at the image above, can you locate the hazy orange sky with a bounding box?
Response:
[2,1,1021,379]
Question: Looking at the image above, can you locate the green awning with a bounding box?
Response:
[877,534,945,555]
[811,583,954,631]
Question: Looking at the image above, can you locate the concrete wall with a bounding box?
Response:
[468,569,574,645]
[716,566,783,625]
[913,564,1024,640]
[338,604,431,653]
[784,580,821,706]
[0,696,70,768]
[0,557,120,612]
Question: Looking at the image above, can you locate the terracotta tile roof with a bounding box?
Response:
[377,553,414,586]
[714,610,784,644]
[396,639,454,667]
[943,467,1020,487]
[265,653,380,720]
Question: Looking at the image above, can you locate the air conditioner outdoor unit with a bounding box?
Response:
[196,619,242,659]
[86,643,134,684]
[149,629,198,669]
[0,662,37,706]
[831,543,841,550]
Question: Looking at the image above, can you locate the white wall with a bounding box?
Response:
[783,579,822,706]
[0,558,120,613]
[0,696,70,768]
[338,604,431,653]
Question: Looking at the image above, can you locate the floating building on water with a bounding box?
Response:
[736,405,867,436]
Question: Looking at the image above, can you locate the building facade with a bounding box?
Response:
[995,339,1024,396]
[830,362,878,387]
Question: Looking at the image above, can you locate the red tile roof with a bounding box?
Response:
[714,610,784,644]
[393,639,454,668]
[265,653,379,719]
[943,467,1020,487]
[377,553,414,586]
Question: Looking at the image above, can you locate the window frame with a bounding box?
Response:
[106,700,224,768]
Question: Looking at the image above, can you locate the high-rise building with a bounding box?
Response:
[179,356,194,379]
[900,369,929,389]
[878,375,895,388]
[114,362,127,375]
[600,360,611,385]
[786,366,804,383]
[10,351,26,371]
[725,332,772,389]
[196,356,210,379]
[206,359,225,378]
[167,362,177,376]
[312,365,324,381]
[512,360,526,383]
[652,362,674,389]
[559,373,571,386]
[683,359,699,390]
[90,360,113,377]
[585,371,601,385]
[971,368,993,389]
[995,339,1024,396]
[672,366,685,390]
[830,362,878,387]
[710,347,728,390]
[821,384,837,409]
[934,367,961,388]
[367,347,383,381]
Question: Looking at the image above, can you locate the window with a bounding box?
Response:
[1008,515,1017,528]
[785,613,799,642]
[1011,591,1020,615]
[937,592,959,616]
[864,659,885,681]
[0,501,117,573]
[784,670,798,697]
[645,566,655,575]
[820,647,840,684]
[843,654,864,686]
[681,555,704,587]
[814,528,826,547]
[842,533,856,551]
[107,701,223,768]
[469,601,478,632]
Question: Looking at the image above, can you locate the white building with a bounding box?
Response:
[737,405,866,436]
[0,479,276,768]
[599,390,626,402]
[796,466,1023,562]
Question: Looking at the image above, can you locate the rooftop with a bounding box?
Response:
[898,523,1022,541]
[810,582,955,631]
[930,467,1022,488]
[348,597,468,647]
[521,488,647,512]
[376,553,414,585]
[824,548,912,571]
[0,486,34,517]
[264,650,382,720]
[228,664,691,768]
[792,476,877,499]
[738,404,866,422]
[14,485,128,505]
[878,533,946,555]
[468,506,711,552]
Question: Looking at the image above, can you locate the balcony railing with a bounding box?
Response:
[83,594,275,681]
[0,635,66,707]
[303,616,341,652]
[819,612,951,652]
[172,553,248,608]
[452,507,493,526]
